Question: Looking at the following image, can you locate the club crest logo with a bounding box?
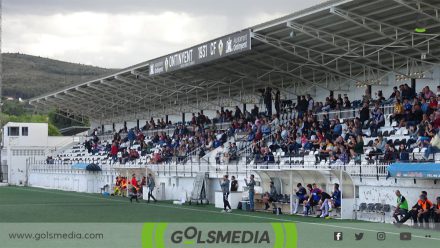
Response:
[218,39,224,56]
[226,37,233,53]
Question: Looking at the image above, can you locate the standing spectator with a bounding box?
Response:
[264,87,272,116]
[389,86,400,100]
[129,174,139,203]
[274,90,281,115]
[230,176,238,192]
[244,174,256,211]
[147,173,157,203]
[234,106,242,119]
[298,96,308,118]
[251,105,259,119]
[220,175,232,213]
[127,128,136,147]
[307,94,314,112]
[110,141,118,162]
[434,196,440,230]
[359,102,370,128]
[343,96,351,109]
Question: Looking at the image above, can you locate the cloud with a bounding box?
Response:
[3,0,322,68]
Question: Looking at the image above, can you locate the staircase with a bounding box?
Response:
[48,136,81,156]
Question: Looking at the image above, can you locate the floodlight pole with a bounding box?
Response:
[0,0,2,114]
[0,0,3,183]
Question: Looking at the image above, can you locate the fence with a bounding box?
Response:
[314,104,394,121]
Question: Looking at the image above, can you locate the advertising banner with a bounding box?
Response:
[149,30,252,76]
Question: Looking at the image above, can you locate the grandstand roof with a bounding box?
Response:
[29,0,440,123]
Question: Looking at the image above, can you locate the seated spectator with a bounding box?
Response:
[119,149,129,164]
[368,135,386,160]
[390,99,403,126]
[429,96,438,112]
[151,151,162,164]
[398,193,432,228]
[315,138,334,164]
[376,90,386,103]
[382,144,396,163]
[303,183,322,216]
[336,146,350,165]
[332,119,343,139]
[215,145,225,164]
[292,183,308,214]
[317,190,332,218]
[264,181,277,210]
[129,149,139,160]
[331,183,341,209]
[424,132,440,160]
[397,144,409,162]
[393,190,409,223]
[422,86,435,100]
[368,103,385,136]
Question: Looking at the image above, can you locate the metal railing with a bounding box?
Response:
[30,161,390,180]
[30,153,393,179]
[314,104,394,121]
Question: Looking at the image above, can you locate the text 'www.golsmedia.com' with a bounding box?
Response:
[8,232,104,241]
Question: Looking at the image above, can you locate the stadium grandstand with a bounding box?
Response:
[3,0,440,232]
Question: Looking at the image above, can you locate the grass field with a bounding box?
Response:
[0,186,439,248]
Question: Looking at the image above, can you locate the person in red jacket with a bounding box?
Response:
[110,141,118,162]
[129,174,139,203]
[131,174,138,189]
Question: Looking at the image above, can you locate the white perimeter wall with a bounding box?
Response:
[29,170,116,193]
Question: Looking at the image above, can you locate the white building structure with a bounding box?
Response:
[1,122,80,186]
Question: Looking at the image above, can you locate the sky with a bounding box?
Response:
[2,0,323,69]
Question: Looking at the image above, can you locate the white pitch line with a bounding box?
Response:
[0,202,126,207]
[4,187,440,241]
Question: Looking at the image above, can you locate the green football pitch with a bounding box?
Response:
[0,186,439,248]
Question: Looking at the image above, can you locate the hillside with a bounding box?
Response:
[2,53,119,99]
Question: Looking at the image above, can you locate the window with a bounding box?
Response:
[8,127,19,136]
[22,127,28,136]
